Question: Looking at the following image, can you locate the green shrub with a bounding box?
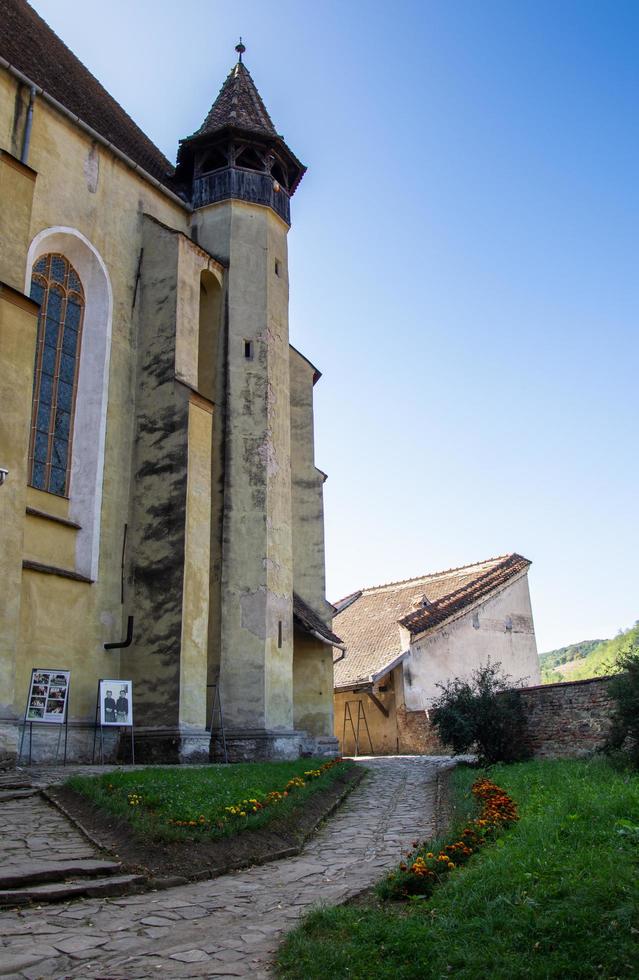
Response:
[605,638,639,768]
[430,661,530,765]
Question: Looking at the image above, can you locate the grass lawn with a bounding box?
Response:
[67,758,353,842]
[277,758,639,979]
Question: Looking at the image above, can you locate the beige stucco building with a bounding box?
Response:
[0,0,341,764]
[333,554,540,755]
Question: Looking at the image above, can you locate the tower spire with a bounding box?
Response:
[175,51,306,218]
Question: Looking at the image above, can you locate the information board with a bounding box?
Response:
[25,668,70,724]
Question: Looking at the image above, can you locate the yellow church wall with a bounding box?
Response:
[179,397,214,731]
[23,511,77,569]
[0,286,38,761]
[175,234,224,391]
[0,150,37,291]
[26,485,71,521]
[17,570,115,725]
[0,67,198,750]
[292,630,334,737]
[1,52,337,762]
[0,70,15,151]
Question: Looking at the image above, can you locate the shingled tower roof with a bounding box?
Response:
[193,61,278,139]
[176,45,306,208]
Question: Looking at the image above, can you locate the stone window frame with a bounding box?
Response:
[25,227,113,581]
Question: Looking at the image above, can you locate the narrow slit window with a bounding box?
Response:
[244,340,253,360]
[278,620,283,649]
[274,260,281,277]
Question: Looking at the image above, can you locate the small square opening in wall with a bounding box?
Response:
[274,260,281,277]
[243,340,253,360]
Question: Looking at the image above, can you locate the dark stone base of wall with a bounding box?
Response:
[211,729,339,763]
[133,727,211,764]
[0,719,119,766]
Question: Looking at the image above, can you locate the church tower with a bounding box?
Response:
[175,44,309,758]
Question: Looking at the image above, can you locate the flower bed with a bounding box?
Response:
[169,759,343,830]
[383,776,518,899]
[66,757,352,843]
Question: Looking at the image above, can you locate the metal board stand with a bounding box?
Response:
[208,682,228,763]
[342,700,374,756]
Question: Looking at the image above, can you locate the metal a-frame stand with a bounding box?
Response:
[342,699,374,756]
[208,683,228,763]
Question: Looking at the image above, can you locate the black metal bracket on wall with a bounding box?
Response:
[104,615,134,651]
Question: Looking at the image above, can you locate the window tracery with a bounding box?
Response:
[28,253,85,496]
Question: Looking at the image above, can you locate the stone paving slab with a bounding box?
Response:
[0,795,98,871]
[0,757,453,978]
[0,859,121,890]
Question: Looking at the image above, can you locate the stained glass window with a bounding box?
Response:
[28,254,84,496]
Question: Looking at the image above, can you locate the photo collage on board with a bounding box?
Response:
[26,669,70,724]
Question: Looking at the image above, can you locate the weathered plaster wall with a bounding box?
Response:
[0,288,38,763]
[404,574,540,710]
[0,69,193,756]
[197,201,295,739]
[289,349,330,615]
[179,398,213,731]
[334,673,399,756]
[289,348,335,739]
[0,150,36,290]
[292,629,333,737]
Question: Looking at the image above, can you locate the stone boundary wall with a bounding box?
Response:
[513,675,616,759]
[396,705,446,755]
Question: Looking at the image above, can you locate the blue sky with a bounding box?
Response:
[31,0,639,652]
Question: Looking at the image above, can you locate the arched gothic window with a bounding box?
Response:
[28,253,85,496]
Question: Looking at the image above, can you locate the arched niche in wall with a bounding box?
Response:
[198,269,222,402]
[25,227,113,581]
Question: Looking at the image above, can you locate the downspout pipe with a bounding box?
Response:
[104,615,134,651]
[20,84,36,164]
[332,645,347,665]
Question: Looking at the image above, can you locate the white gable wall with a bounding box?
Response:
[402,573,540,711]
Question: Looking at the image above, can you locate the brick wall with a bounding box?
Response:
[396,705,446,755]
[514,676,615,759]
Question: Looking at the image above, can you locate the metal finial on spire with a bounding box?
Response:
[235,37,246,62]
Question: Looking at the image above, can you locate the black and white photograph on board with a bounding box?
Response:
[99,680,133,726]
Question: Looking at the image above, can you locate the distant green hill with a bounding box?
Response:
[540,622,639,683]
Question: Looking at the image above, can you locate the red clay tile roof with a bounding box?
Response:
[293,592,343,648]
[398,554,531,636]
[191,61,277,139]
[333,554,531,689]
[0,0,174,186]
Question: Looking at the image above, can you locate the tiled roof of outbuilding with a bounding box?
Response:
[399,554,531,635]
[190,61,278,139]
[333,554,531,689]
[0,0,175,187]
[293,593,344,649]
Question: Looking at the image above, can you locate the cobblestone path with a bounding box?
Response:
[0,795,96,873]
[0,757,450,979]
